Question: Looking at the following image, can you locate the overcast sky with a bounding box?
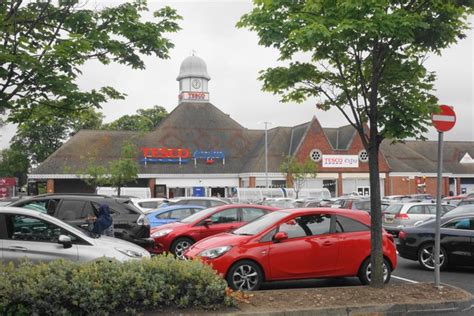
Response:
[1,0,472,148]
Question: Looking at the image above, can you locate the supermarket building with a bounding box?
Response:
[28,56,474,198]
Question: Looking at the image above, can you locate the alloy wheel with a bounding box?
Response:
[174,240,192,259]
[365,261,389,283]
[419,245,445,270]
[231,264,260,291]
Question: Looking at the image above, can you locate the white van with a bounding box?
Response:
[96,187,151,199]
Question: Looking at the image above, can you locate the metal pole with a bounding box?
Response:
[434,131,444,288]
[264,122,269,188]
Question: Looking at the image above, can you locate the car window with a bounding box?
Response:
[384,204,403,214]
[352,201,371,211]
[209,208,238,224]
[3,214,79,243]
[242,208,267,222]
[335,215,369,233]
[156,211,170,219]
[279,214,331,239]
[21,201,49,213]
[407,205,425,214]
[169,208,194,220]
[443,217,473,230]
[82,202,98,218]
[57,200,86,220]
[139,201,161,209]
[209,200,226,207]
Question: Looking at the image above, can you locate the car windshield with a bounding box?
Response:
[442,204,474,217]
[233,211,289,236]
[38,212,96,239]
[384,204,403,214]
[179,206,219,223]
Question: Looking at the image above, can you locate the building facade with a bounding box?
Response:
[29,56,474,198]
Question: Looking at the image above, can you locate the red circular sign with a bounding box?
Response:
[432,105,456,132]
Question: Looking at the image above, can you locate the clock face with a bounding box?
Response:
[191,79,201,89]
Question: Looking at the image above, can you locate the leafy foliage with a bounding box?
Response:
[239,0,473,287]
[279,155,318,198]
[0,0,181,122]
[81,142,140,196]
[12,107,104,166]
[0,256,233,315]
[102,105,168,131]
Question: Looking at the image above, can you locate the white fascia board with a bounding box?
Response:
[389,172,453,177]
[342,173,386,179]
[449,174,474,178]
[238,173,285,178]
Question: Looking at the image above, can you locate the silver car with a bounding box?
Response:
[0,207,150,264]
[383,202,455,236]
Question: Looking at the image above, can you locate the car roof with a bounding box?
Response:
[274,207,371,225]
[149,204,206,213]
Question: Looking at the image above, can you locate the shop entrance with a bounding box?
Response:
[211,187,225,198]
[323,180,337,197]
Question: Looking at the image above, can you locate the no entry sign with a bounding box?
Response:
[432,105,456,132]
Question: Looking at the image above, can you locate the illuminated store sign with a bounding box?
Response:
[322,155,359,168]
[140,147,225,166]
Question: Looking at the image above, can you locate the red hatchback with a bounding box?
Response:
[185,208,397,291]
[150,204,278,258]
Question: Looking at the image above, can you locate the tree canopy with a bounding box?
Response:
[0,0,181,123]
[279,155,318,198]
[102,105,168,131]
[239,0,473,287]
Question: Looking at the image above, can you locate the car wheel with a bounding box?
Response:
[417,243,447,271]
[227,260,263,291]
[358,257,391,285]
[170,237,194,260]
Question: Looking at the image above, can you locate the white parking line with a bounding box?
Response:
[392,275,419,284]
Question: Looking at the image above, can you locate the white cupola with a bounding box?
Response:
[177,54,210,103]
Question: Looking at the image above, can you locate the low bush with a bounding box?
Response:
[0,255,233,315]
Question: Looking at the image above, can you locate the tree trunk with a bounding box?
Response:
[117,186,121,197]
[368,141,384,288]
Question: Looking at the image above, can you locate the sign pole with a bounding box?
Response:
[434,131,444,288]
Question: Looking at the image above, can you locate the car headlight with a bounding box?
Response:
[115,247,145,258]
[199,246,232,259]
[151,229,173,238]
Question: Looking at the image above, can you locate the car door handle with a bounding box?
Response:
[322,241,333,246]
[7,246,28,252]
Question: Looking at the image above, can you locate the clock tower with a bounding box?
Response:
[177,54,211,103]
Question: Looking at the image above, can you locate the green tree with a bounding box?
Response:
[0,143,29,186]
[102,105,168,131]
[239,0,473,287]
[279,155,318,199]
[11,107,104,165]
[81,142,139,196]
[0,0,181,122]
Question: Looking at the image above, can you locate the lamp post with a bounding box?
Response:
[259,121,273,188]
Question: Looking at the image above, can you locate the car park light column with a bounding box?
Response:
[259,121,274,188]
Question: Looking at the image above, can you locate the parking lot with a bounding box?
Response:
[258,255,474,295]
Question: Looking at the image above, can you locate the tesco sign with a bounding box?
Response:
[322,155,359,168]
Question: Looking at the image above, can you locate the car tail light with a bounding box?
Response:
[395,213,409,220]
[399,231,407,240]
[137,214,149,226]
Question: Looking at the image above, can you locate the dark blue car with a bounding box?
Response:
[146,205,206,228]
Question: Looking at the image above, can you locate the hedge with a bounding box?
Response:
[0,255,233,315]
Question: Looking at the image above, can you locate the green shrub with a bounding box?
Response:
[0,255,233,315]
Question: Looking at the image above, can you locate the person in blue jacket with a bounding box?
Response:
[89,204,114,237]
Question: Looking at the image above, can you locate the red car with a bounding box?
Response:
[150,204,278,258]
[185,208,397,291]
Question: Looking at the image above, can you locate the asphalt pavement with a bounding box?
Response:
[258,255,474,294]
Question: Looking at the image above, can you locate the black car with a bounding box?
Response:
[397,212,474,270]
[9,194,152,249]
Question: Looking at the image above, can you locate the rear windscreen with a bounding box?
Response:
[384,204,403,214]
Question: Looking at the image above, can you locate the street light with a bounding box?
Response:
[259,121,274,188]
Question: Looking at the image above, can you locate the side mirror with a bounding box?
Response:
[273,231,288,243]
[58,235,72,249]
[203,218,213,226]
